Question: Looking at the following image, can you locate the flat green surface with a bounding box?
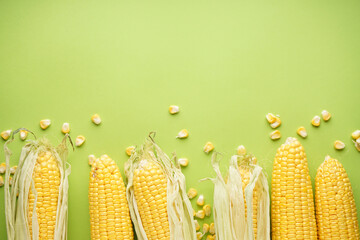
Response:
[1,0,360,239]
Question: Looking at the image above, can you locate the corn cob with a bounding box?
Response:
[28,151,61,239]
[4,133,71,240]
[89,154,133,240]
[271,137,317,239]
[125,135,196,240]
[315,156,359,239]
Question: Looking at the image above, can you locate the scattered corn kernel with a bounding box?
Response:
[125,146,135,156]
[194,220,200,231]
[356,138,360,145]
[209,222,215,234]
[88,154,96,166]
[354,140,360,152]
[178,158,189,167]
[0,163,6,174]
[334,140,345,150]
[321,110,331,121]
[0,176,3,187]
[203,142,215,154]
[40,119,51,129]
[1,130,12,140]
[203,204,211,217]
[206,235,215,240]
[9,166,17,174]
[196,194,205,206]
[19,130,28,140]
[187,188,198,199]
[270,130,281,140]
[91,114,101,125]
[266,113,277,124]
[196,232,203,240]
[237,145,246,155]
[75,135,86,147]
[193,209,196,217]
[297,126,307,138]
[176,129,189,139]
[351,130,360,140]
[203,223,210,234]
[169,105,180,114]
[61,122,70,134]
[195,210,205,219]
[311,115,321,127]
[9,176,13,186]
[270,117,281,129]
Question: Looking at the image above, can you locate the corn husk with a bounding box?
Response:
[211,152,270,240]
[125,135,196,240]
[4,131,71,240]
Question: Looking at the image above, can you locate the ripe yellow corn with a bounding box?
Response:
[194,220,200,231]
[176,129,189,139]
[133,160,170,240]
[61,123,70,134]
[197,194,205,206]
[203,142,215,154]
[239,155,258,239]
[75,135,86,147]
[321,110,331,121]
[1,130,12,140]
[89,154,133,240]
[28,151,60,240]
[195,210,205,219]
[315,156,359,240]
[270,130,281,140]
[125,146,135,156]
[19,130,28,140]
[203,204,211,217]
[271,137,317,240]
[169,105,180,114]
[91,114,102,125]
[188,188,198,199]
[209,223,215,235]
[311,116,321,127]
[203,223,210,234]
[0,176,4,187]
[0,163,6,174]
[40,119,51,129]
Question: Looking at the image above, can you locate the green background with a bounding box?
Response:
[1,0,360,239]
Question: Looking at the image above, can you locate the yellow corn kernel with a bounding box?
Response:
[206,235,215,240]
[196,232,203,240]
[88,154,96,166]
[311,115,321,127]
[354,140,360,152]
[178,158,189,167]
[203,223,210,234]
[0,176,3,187]
[203,142,214,154]
[270,130,281,140]
[196,194,205,206]
[209,222,215,235]
[195,210,205,219]
[176,129,189,139]
[334,140,345,150]
[270,117,281,129]
[271,137,317,239]
[356,138,360,145]
[315,156,359,239]
[61,122,70,134]
[91,114,101,125]
[237,145,246,155]
[125,146,135,156]
[9,176,13,186]
[0,163,6,174]
[10,166,17,174]
[296,126,307,138]
[40,119,51,129]
[187,188,197,199]
[203,204,211,217]
[351,130,360,140]
[75,135,86,147]
[266,113,277,124]
[1,130,12,140]
[19,130,28,141]
[194,220,200,231]
[193,209,196,217]
[321,110,331,121]
[169,105,180,114]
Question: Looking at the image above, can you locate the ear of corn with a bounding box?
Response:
[211,152,270,240]
[89,154,133,239]
[315,156,359,239]
[271,137,317,239]
[4,134,71,240]
[125,136,196,240]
